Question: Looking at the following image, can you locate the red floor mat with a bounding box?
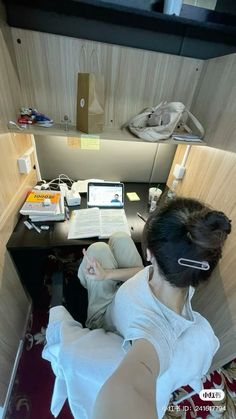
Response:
[6,305,236,419]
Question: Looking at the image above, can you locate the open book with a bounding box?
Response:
[68,208,131,239]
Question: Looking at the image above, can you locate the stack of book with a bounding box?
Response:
[20,190,65,222]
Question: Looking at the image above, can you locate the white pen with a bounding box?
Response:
[31,222,41,233]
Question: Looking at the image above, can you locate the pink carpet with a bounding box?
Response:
[5,276,236,419]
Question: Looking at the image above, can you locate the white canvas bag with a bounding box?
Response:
[127,102,204,141]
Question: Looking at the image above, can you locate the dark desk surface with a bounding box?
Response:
[7,183,166,251]
[7,182,166,304]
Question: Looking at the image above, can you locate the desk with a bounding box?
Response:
[7,183,166,305]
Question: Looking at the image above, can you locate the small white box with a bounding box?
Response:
[173,164,186,180]
[66,191,81,206]
[17,155,31,174]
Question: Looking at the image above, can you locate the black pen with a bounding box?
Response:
[137,212,147,223]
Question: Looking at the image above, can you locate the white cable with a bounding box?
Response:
[181,145,191,167]
[47,182,61,190]
[47,174,75,190]
[48,177,60,186]
[59,174,74,186]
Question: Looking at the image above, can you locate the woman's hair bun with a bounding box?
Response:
[204,211,231,235]
[186,210,231,251]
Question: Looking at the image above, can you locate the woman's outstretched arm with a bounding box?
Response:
[92,339,159,419]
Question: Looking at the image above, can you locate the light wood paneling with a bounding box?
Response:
[11,28,203,129]
[191,54,236,152]
[0,19,21,132]
[167,145,236,370]
[0,133,33,218]
[0,132,37,404]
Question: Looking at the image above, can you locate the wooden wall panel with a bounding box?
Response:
[191,54,236,153]
[0,133,33,217]
[0,132,37,405]
[0,18,21,132]
[167,145,236,370]
[11,28,203,129]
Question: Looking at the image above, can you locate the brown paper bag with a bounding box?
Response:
[76,73,104,134]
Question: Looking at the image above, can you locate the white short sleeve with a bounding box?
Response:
[122,314,174,375]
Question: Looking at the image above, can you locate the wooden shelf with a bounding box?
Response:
[9,124,206,146]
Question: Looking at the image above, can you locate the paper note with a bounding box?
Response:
[67,137,81,148]
[126,192,140,201]
[81,135,100,150]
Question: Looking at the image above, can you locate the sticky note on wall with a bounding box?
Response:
[67,137,81,148]
[81,135,100,150]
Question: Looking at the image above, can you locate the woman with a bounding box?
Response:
[77,197,231,419]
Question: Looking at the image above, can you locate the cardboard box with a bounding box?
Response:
[76,73,104,134]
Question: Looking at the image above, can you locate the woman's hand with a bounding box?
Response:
[82,248,107,281]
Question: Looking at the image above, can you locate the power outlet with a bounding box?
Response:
[173,164,186,180]
[17,155,31,174]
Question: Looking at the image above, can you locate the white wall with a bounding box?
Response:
[35,135,177,183]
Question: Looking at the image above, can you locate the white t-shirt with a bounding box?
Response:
[43,266,219,419]
[105,265,220,418]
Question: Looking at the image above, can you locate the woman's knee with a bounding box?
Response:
[108,232,133,247]
[86,241,118,269]
[86,241,109,258]
[109,232,143,268]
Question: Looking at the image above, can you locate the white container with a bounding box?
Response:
[149,187,162,212]
[149,187,162,204]
[163,0,183,15]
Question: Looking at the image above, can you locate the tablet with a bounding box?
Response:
[87,182,124,208]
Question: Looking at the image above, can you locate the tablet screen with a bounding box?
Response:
[87,182,124,208]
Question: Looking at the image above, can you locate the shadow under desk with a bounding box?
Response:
[7,183,166,306]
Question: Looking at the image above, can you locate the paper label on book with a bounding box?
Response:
[80,135,100,150]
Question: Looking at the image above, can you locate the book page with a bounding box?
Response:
[68,208,100,239]
[99,209,131,239]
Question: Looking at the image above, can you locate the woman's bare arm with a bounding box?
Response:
[92,339,159,419]
[83,248,143,282]
[103,266,142,282]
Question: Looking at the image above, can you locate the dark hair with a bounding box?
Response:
[143,197,231,288]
